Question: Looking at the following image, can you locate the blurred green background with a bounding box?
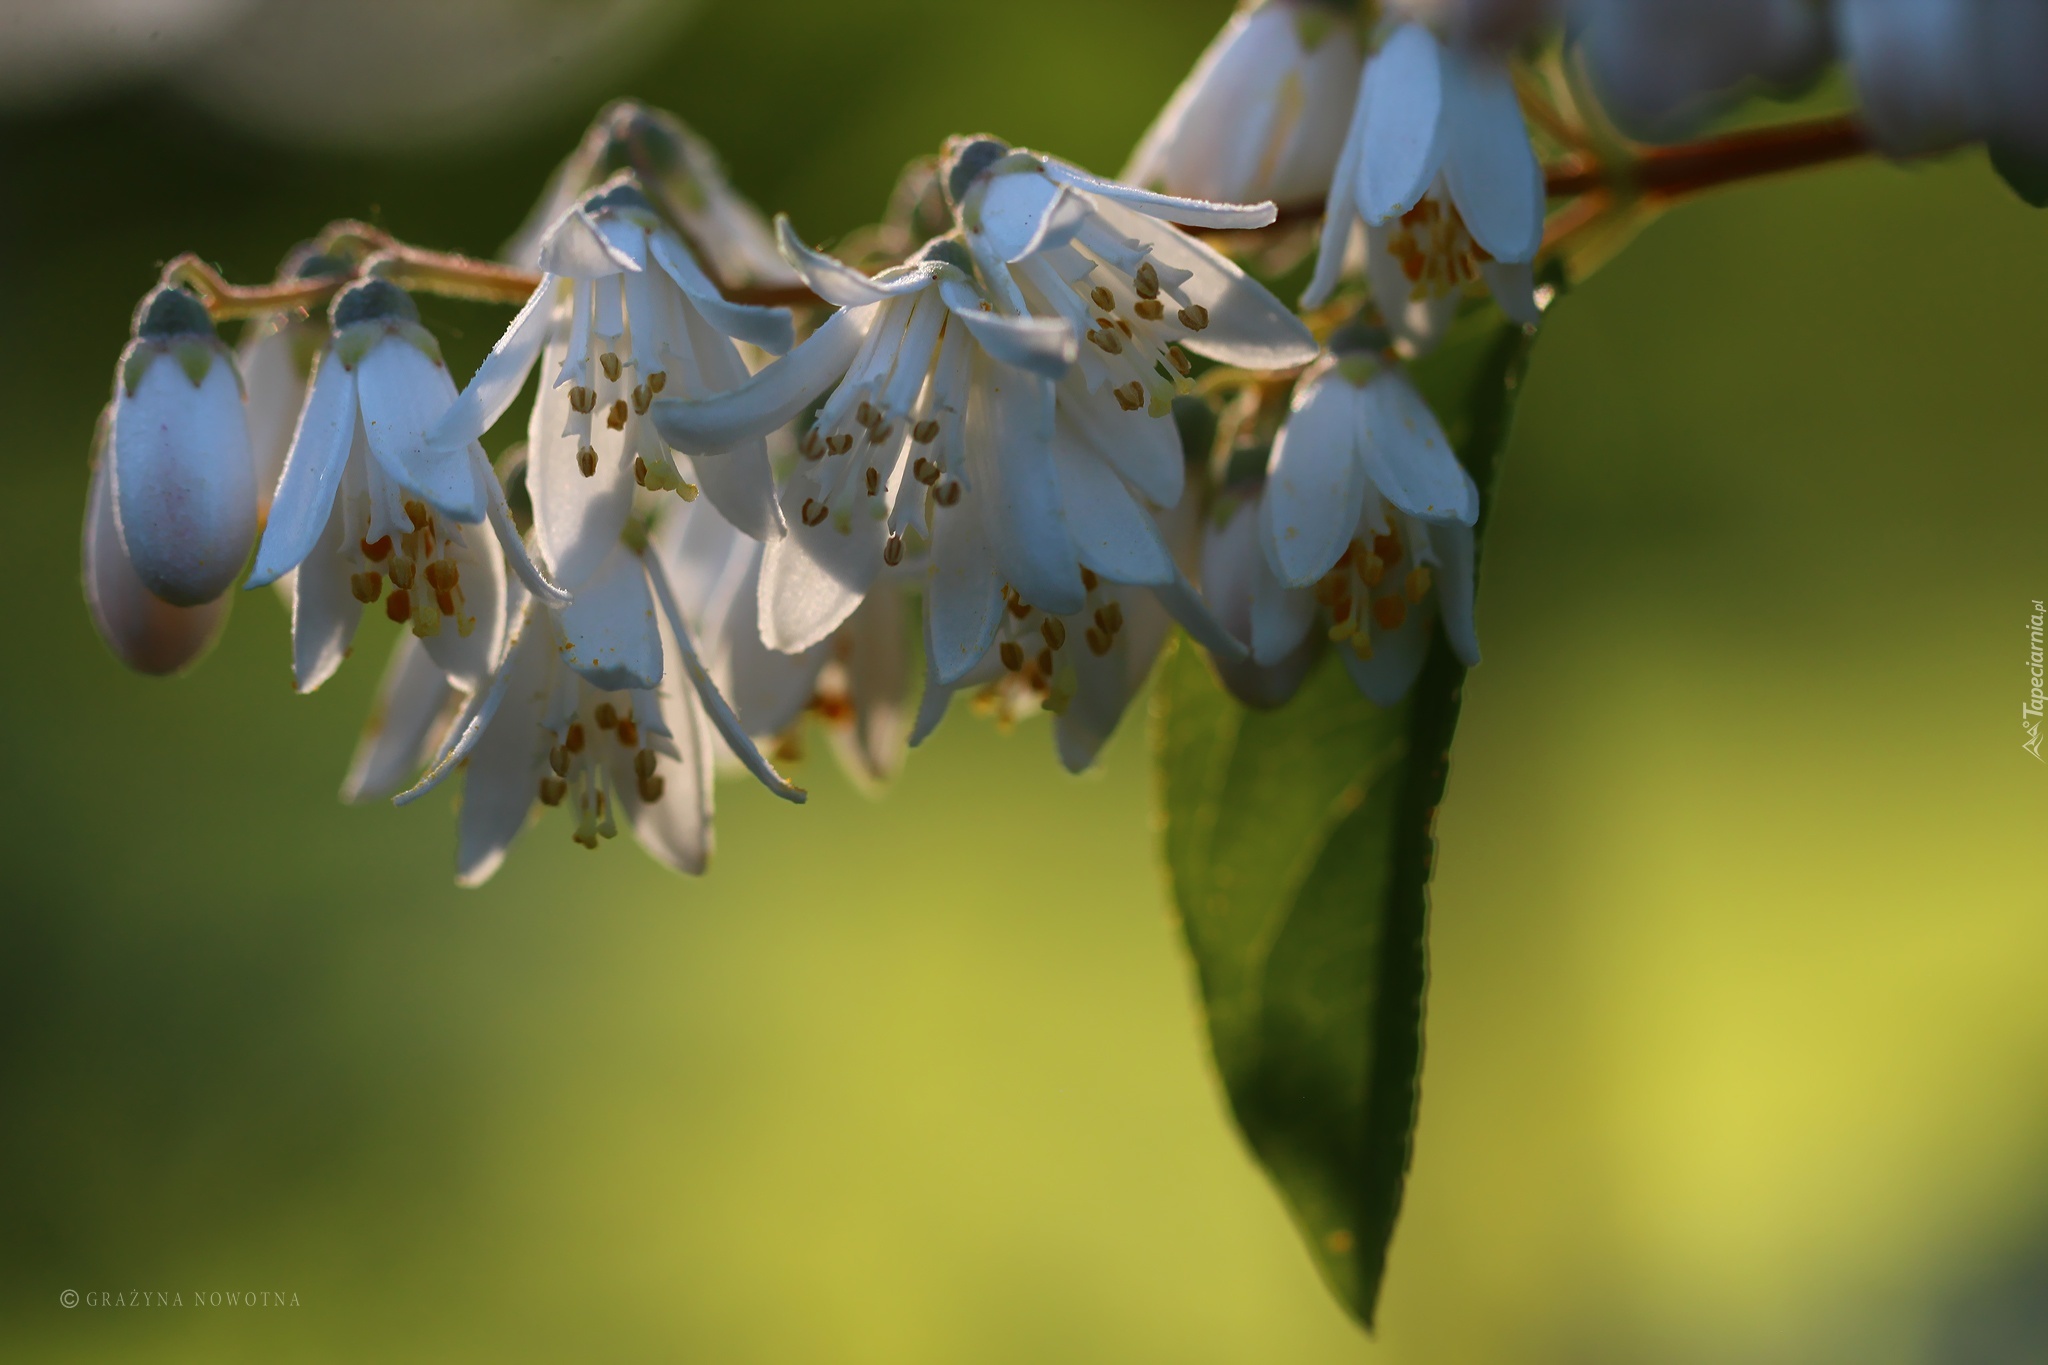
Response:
[5,2,2048,1360]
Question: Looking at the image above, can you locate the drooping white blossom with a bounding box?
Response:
[1832,0,2048,165]
[1571,0,1833,143]
[1303,22,1545,350]
[247,278,553,693]
[105,284,258,607]
[238,249,350,523]
[1122,0,1364,206]
[430,172,797,592]
[395,528,805,885]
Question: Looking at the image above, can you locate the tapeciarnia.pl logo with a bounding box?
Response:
[2025,600,2045,761]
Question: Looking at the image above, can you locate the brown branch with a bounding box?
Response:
[1543,114,1871,202]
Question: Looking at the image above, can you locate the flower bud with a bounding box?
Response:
[82,413,230,676]
[108,284,257,605]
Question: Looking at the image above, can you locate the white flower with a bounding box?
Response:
[1209,351,1482,704]
[1387,0,1556,52]
[105,285,257,607]
[1199,492,1320,708]
[1571,0,1832,143]
[1122,0,1364,205]
[395,534,805,886]
[246,279,550,693]
[1260,350,1477,587]
[908,499,1249,772]
[656,142,1311,689]
[1833,0,2048,163]
[430,172,797,592]
[1302,22,1544,350]
[82,406,231,676]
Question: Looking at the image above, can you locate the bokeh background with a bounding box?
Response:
[5,2,2047,1360]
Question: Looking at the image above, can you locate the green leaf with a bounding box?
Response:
[1151,304,1542,1330]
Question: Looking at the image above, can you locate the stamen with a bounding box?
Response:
[599,352,622,383]
[1134,262,1159,299]
[1035,647,1053,676]
[577,446,599,477]
[1080,567,1099,591]
[390,553,417,586]
[606,399,628,431]
[549,745,571,777]
[634,749,658,779]
[360,535,392,562]
[912,457,941,486]
[404,500,430,530]
[883,533,903,566]
[1090,285,1115,310]
[934,481,962,507]
[800,428,825,460]
[632,384,651,415]
[1040,617,1066,649]
[633,456,648,486]
[1113,381,1144,412]
[349,571,382,604]
[1177,305,1209,331]
[999,641,1025,671]
[913,419,941,443]
[565,722,586,753]
[1373,595,1408,631]
[1085,625,1112,656]
[646,371,667,394]
[864,467,880,497]
[801,498,830,527]
[1405,566,1432,604]
[594,702,618,729]
[1088,329,1123,355]
[1134,298,1165,322]
[827,434,855,456]
[615,718,639,747]
[1167,345,1192,376]
[539,776,568,806]
[385,588,412,622]
[569,386,597,414]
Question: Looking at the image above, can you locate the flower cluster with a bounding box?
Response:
[82,2,2042,881]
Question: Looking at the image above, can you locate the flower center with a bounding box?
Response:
[1314,516,1433,661]
[980,567,1129,718]
[346,498,476,642]
[1385,196,1491,302]
[537,698,665,849]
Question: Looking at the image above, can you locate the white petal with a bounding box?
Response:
[475,447,571,608]
[1160,564,1253,663]
[82,444,230,676]
[290,493,362,693]
[340,633,461,804]
[427,276,555,449]
[1050,436,1175,585]
[1250,540,1319,665]
[1440,51,1544,262]
[756,482,885,652]
[926,474,1005,685]
[1058,380,1184,507]
[1359,370,1477,524]
[833,587,912,786]
[528,339,633,592]
[1341,597,1430,705]
[940,278,1078,378]
[1478,258,1543,327]
[715,542,830,738]
[451,627,553,887]
[1302,69,1372,309]
[1042,159,1279,229]
[614,674,715,876]
[969,354,1084,616]
[356,338,483,523]
[238,318,312,519]
[971,167,1070,261]
[1262,372,1366,586]
[1085,194,1320,370]
[1356,24,1449,224]
[1433,518,1481,666]
[399,599,539,804]
[673,300,786,541]
[776,215,940,307]
[650,307,869,454]
[418,520,507,692]
[248,348,355,589]
[111,351,257,606]
[538,208,641,278]
[557,544,663,690]
[1054,584,1170,773]
[644,547,807,803]
[650,229,795,355]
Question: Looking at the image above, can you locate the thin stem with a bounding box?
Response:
[1542,114,1870,204]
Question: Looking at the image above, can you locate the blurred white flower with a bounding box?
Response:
[1834,0,2048,164]
[1303,23,1544,349]
[106,285,258,608]
[1122,0,1364,206]
[1570,0,1833,142]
